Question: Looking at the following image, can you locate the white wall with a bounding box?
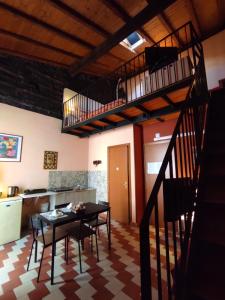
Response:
[0,103,88,196]
[63,88,77,102]
[88,125,136,222]
[203,29,225,89]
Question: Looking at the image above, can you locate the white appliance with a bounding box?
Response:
[0,197,22,245]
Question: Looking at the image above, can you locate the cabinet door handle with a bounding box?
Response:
[6,205,11,207]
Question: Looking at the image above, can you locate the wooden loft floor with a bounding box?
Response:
[62,77,193,138]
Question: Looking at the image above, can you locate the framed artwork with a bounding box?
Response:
[0,133,23,162]
[43,151,58,169]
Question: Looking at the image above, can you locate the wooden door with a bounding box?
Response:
[108,144,130,224]
[144,141,169,226]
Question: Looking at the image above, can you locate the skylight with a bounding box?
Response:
[120,32,145,52]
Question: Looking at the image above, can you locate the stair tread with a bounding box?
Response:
[189,242,225,276]
[195,202,225,246]
[198,235,225,248]
[203,154,225,176]
[200,179,225,203]
[190,285,225,300]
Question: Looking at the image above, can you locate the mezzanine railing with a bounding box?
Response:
[63,22,201,129]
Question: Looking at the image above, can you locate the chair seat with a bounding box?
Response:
[86,218,107,228]
[68,223,96,241]
[60,221,80,232]
[37,228,67,247]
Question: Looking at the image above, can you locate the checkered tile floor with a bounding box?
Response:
[0,221,141,300]
[0,221,174,299]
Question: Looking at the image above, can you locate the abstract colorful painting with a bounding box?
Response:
[0,133,23,162]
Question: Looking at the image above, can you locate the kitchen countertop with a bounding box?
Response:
[19,188,95,199]
[19,191,56,198]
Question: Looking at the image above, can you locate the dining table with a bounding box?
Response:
[39,202,111,285]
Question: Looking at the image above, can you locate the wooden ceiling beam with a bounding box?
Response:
[0,3,124,66]
[156,117,164,122]
[186,0,202,36]
[158,12,184,47]
[136,104,151,115]
[70,0,176,75]
[47,0,109,38]
[0,29,82,60]
[100,118,117,126]
[216,0,225,29]
[76,127,92,133]
[101,0,156,45]
[88,123,103,130]
[136,104,164,122]
[115,111,133,121]
[0,2,94,50]
[0,29,118,73]
[162,95,175,107]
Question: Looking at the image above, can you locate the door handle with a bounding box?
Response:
[123,181,128,189]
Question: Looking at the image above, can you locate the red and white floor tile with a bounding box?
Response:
[0,221,141,300]
[0,221,174,299]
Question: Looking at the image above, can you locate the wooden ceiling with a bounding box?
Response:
[0,0,224,77]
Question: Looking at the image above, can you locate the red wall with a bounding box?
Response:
[133,125,145,225]
[143,118,178,143]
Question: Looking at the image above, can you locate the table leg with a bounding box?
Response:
[108,208,111,249]
[51,225,56,285]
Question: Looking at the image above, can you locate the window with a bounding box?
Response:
[120,32,145,52]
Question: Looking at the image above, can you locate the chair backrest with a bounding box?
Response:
[98,201,109,220]
[81,212,99,226]
[79,213,99,239]
[30,214,46,244]
[98,200,109,207]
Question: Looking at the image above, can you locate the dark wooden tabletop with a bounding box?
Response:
[39,202,109,227]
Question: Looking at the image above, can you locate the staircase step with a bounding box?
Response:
[200,176,225,204]
[188,293,208,300]
[188,242,225,300]
[206,142,225,156]
[195,202,225,247]
[208,90,225,119]
[207,131,225,147]
[210,88,225,102]
[204,154,225,176]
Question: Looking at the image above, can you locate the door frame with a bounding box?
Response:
[107,143,131,223]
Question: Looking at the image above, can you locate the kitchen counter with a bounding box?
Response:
[19,188,95,199]
[19,191,56,198]
[19,188,96,209]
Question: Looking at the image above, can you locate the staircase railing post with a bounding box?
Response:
[140,222,152,300]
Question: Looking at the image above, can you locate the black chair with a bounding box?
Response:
[67,214,99,273]
[83,201,109,241]
[27,214,68,282]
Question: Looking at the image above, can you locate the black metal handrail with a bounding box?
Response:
[139,45,209,299]
[62,22,199,129]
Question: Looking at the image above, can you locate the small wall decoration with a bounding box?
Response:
[43,151,58,169]
[0,133,23,162]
